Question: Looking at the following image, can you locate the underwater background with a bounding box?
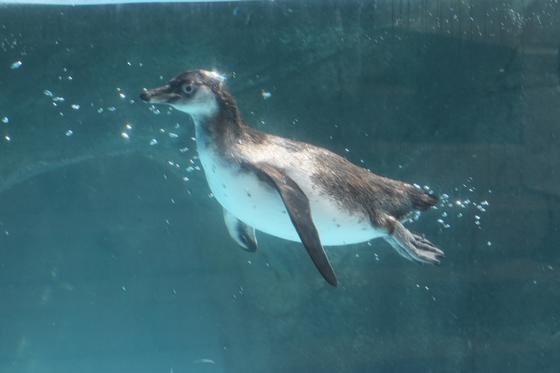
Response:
[1,1,559,372]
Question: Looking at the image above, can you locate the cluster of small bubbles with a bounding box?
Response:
[168,132,179,139]
[179,147,189,153]
[56,67,73,81]
[71,104,80,110]
[436,219,451,229]
[148,105,160,115]
[432,178,490,231]
[96,108,104,114]
[232,285,245,300]
[121,123,132,140]
[107,107,116,112]
[261,90,272,100]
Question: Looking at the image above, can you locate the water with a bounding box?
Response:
[1,1,559,372]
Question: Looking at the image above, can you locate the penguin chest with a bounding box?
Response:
[198,150,299,241]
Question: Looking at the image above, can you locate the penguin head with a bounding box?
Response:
[140,69,227,119]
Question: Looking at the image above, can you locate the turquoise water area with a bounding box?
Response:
[0,1,559,372]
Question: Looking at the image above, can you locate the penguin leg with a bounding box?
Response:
[380,215,444,264]
[223,208,257,252]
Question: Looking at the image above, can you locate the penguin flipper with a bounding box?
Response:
[223,208,257,252]
[248,162,337,287]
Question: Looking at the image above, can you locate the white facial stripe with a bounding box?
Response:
[171,85,219,120]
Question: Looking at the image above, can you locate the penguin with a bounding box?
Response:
[140,69,443,286]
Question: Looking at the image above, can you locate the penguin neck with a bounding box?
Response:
[191,98,244,154]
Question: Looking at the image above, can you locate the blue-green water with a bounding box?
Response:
[0,1,559,372]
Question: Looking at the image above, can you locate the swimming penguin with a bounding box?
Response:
[140,69,443,286]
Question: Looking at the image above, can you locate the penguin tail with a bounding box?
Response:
[410,188,438,211]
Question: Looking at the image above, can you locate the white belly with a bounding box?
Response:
[198,147,386,246]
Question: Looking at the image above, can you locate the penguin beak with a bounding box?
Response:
[139,85,180,104]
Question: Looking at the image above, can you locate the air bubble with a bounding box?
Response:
[149,139,158,146]
[71,104,80,110]
[1,117,8,124]
[65,130,73,136]
[10,60,22,69]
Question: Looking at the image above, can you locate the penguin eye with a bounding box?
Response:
[182,84,194,95]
